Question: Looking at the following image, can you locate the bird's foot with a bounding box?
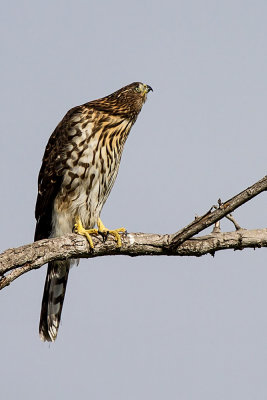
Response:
[97,218,126,248]
[74,217,98,249]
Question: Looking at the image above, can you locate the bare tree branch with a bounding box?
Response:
[0,228,266,290]
[0,175,266,291]
[169,175,267,247]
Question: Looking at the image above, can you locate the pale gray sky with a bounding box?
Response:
[1,1,266,399]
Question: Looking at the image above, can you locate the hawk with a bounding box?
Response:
[35,82,153,341]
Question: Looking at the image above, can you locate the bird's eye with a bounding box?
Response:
[135,86,141,93]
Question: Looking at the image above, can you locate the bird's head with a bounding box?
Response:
[117,81,153,104]
[100,82,153,120]
[132,82,153,97]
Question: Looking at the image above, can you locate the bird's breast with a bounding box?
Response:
[53,116,132,231]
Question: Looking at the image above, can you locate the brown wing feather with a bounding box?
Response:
[34,106,83,241]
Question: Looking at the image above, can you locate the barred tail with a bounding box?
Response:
[39,260,70,342]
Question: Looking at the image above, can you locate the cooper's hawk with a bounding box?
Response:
[35,82,153,341]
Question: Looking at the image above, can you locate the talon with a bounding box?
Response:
[98,230,109,242]
[74,217,126,248]
[97,217,126,248]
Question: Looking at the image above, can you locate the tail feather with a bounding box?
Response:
[39,260,70,342]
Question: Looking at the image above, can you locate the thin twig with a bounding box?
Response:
[225,214,242,230]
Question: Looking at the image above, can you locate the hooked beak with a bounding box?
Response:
[145,84,153,93]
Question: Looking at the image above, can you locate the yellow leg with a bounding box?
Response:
[97,217,126,248]
[74,217,98,249]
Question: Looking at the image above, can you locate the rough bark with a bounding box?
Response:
[0,175,266,291]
